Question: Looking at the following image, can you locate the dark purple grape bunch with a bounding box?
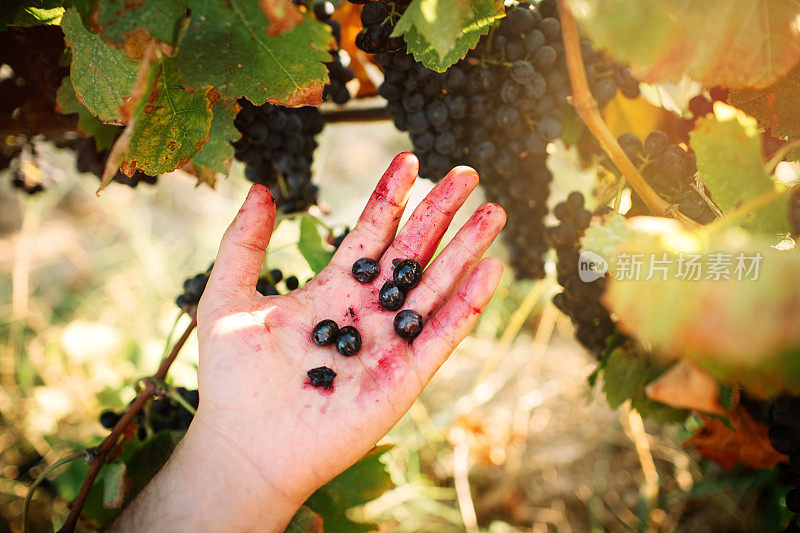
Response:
[304,0,355,104]
[256,269,300,296]
[100,387,199,439]
[232,99,324,213]
[768,395,800,514]
[353,0,410,54]
[55,136,158,188]
[328,227,351,249]
[548,192,618,358]
[175,267,212,311]
[608,131,716,224]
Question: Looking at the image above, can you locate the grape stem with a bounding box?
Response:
[23,451,85,533]
[556,0,699,227]
[57,313,198,533]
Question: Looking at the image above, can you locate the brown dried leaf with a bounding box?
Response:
[645,360,726,416]
[260,0,304,37]
[333,2,378,97]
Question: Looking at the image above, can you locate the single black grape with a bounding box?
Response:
[379,280,406,311]
[312,319,339,346]
[394,309,423,341]
[285,276,300,291]
[335,326,362,356]
[643,130,669,158]
[393,259,422,290]
[352,257,381,283]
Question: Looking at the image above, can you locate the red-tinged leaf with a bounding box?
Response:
[729,62,800,139]
[594,217,800,396]
[60,7,138,124]
[286,506,325,533]
[117,61,213,177]
[685,407,788,470]
[568,0,800,90]
[92,0,187,58]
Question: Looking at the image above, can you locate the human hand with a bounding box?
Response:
[115,153,505,531]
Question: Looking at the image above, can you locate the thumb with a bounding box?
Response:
[205,184,276,298]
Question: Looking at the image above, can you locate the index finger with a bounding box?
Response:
[330,152,418,269]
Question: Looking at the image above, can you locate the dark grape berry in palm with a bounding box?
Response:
[379,281,406,311]
[352,257,381,283]
[394,309,423,341]
[285,276,300,291]
[335,326,362,356]
[312,319,339,347]
[307,366,336,389]
[393,259,422,290]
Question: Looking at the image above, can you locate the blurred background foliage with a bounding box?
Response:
[0,122,790,532]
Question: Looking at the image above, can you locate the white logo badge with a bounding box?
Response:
[578,251,608,282]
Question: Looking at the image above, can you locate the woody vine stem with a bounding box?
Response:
[556,0,699,227]
[55,313,198,533]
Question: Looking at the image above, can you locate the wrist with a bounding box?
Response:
[164,413,304,531]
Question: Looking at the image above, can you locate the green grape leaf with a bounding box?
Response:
[286,506,325,533]
[56,76,119,151]
[189,97,239,183]
[175,0,333,106]
[305,445,394,533]
[61,7,138,124]
[92,0,188,56]
[602,347,692,424]
[118,61,214,177]
[567,0,800,90]
[0,1,64,29]
[689,104,790,234]
[603,345,688,423]
[394,0,504,72]
[728,63,800,139]
[298,216,335,275]
[581,211,631,259]
[101,462,128,509]
[602,346,649,409]
[602,219,800,396]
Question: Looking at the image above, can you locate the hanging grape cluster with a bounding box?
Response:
[99,387,199,438]
[360,0,638,279]
[233,1,354,214]
[547,192,619,357]
[609,131,717,223]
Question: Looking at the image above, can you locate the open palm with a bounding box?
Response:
[191,153,505,526]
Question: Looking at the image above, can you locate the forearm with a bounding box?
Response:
[110,419,300,532]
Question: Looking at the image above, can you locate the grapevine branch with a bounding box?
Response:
[58,314,198,533]
[320,105,392,123]
[556,0,699,228]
